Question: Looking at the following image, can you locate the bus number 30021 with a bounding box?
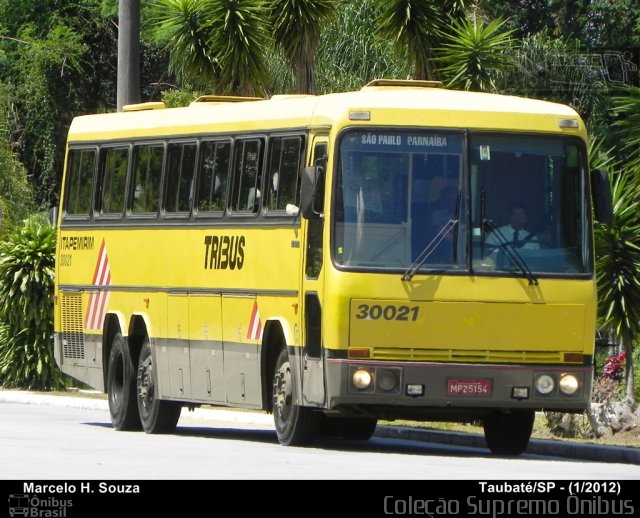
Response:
[355,304,420,321]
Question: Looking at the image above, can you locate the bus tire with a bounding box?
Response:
[137,338,181,434]
[483,409,535,456]
[272,348,320,446]
[107,332,142,431]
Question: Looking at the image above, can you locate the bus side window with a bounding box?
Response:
[130,144,163,214]
[231,138,264,213]
[64,149,96,217]
[266,135,304,212]
[196,140,231,214]
[165,142,197,214]
[98,147,129,216]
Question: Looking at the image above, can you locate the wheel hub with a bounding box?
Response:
[138,356,154,410]
[273,362,292,422]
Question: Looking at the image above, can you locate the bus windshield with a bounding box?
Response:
[333,129,591,277]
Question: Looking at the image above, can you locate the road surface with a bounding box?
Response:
[1,402,639,479]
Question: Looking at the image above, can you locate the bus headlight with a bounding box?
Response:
[352,369,373,390]
[559,374,579,395]
[534,374,555,395]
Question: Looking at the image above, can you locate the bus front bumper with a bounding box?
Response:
[324,358,592,417]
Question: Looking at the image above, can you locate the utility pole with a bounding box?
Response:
[117,0,141,111]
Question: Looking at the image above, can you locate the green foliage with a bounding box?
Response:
[500,32,612,122]
[152,0,220,89]
[152,0,270,95]
[206,0,270,96]
[0,215,66,390]
[161,88,201,108]
[0,82,33,232]
[436,15,515,92]
[373,0,442,79]
[587,132,618,174]
[595,171,640,339]
[595,169,640,404]
[1,1,170,207]
[373,0,469,80]
[270,0,335,94]
[315,0,409,93]
[612,86,640,174]
[7,24,87,206]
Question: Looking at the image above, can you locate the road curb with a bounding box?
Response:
[375,426,640,464]
[2,390,638,464]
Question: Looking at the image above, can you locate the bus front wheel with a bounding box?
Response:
[137,339,181,434]
[483,409,535,456]
[272,348,320,446]
[107,332,141,431]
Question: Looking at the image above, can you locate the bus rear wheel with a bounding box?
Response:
[107,332,141,431]
[272,348,320,446]
[483,409,535,456]
[137,339,181,434]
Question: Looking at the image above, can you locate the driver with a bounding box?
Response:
[486,202,539,250]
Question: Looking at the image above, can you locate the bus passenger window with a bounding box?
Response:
[231,139,264,213]
[197,140,231,213]
[98,147,129,215]
[131,144,163,214]
[266,136,304,212]
[65,149,96,216]
[165,142,197,214]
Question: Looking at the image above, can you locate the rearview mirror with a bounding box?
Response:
[300,161,325,220]
[590,169,613,224]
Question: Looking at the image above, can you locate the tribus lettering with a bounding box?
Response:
[204,235,245,270]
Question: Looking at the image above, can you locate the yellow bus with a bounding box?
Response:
[54,80,611,455]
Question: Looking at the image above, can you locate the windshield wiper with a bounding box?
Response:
[402,219,458,281]
[482,219,539,286]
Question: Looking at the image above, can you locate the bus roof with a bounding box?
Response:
[67,83,585,143]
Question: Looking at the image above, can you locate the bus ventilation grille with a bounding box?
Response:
[61,293,85,360]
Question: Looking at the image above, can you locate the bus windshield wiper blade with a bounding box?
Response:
[483,219,539,286]
[402,219,458,281]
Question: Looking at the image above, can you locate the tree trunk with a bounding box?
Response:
[622,329,635,405]
[117,0,141,111]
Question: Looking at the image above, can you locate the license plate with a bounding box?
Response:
[447,379,492,396]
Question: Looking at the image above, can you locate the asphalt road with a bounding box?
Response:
[1,401,639,479]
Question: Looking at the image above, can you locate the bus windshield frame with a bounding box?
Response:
[331,127,593,279]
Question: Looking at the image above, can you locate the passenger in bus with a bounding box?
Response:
[486,202,539,249]
[343,165,384,222]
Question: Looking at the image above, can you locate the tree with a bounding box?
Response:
[4,25,87,207]
[315,0,410,93]
[486,0,640,52]
[270,0,335,94]
[0,86,32,233]
[612,85,640,173]
[436,15,514,92]
[373,0,468,80]
[500,32,612,124]
[206,0,270,96]
[0,1,169,207]
[152,0,270,96]
[152,0,220,89]
[594,169,640,405]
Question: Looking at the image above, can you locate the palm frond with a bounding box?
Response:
[435,15,515,92]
